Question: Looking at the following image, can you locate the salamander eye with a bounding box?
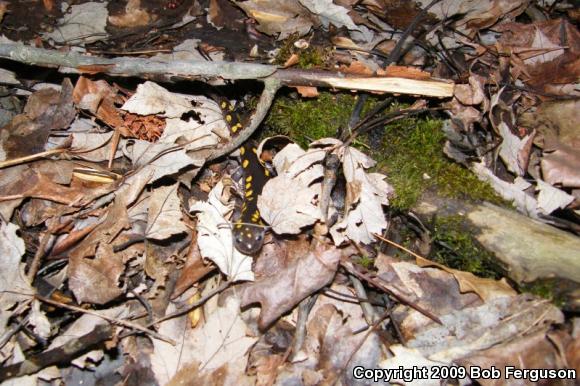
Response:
[254,233,263,242]
[235,235,243,244]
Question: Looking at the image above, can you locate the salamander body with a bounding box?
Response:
[219,99,271,255]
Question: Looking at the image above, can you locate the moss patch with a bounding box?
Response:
[373,114,504,210]
[266,92,358,147]
[519,280,565,307]
[265,92,504,210]
[430,215,502,279]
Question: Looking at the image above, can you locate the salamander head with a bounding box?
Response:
[233,225,265,255]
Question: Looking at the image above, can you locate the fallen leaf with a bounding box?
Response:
[150,296,256,384]
[298,0,359,31]
[416,256,516,301]
[331,146,393,245]
[234,0,316,39]
[108,0,152,28]
[0,222,32,329]
[146,184,187,240]
[190,180,254,282]
[240,243,341,329]
[43,2,108,44]
[536,179,574,214]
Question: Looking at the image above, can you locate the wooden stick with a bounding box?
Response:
[0,44,454,97]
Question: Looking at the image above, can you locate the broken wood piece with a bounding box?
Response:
[415,194,580,305]
[0,44,454,98]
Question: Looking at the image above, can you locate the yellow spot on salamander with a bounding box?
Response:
[246,232,252,238]
[235,223,242,229]
[265,169,270,177]
[239,146,245,155]
[226,114,232,123]
[245,190,253,198]
[229,104,234,111]
[221,101,228,109]
[252,147,257,154]
[245,182,251,189]
[246,175,252,182]
[242,159,249,168]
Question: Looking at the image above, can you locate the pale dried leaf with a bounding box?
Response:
[498,122,532,176]
[470,162,539,217]
[43,2,108,44]
[406,295,563,363]
[0,222,33,329]
[380,345,448,386]
[416,256,516,301]
[124,140,196,183]
[525,27,565,66]
[190,181,254,282]
[235,0,315,39]
[151,296,256,383]
[541,141,580,188]
[258,174,320,234]
[146,183,187,240]
[536,180,574,214]
[240,244,341,329]
[330,170,392,245]
[121,82,194,118]
[299,0,359,31]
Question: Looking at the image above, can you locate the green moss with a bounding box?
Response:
[374,114,504,210]
[274,35,329,69]
[431,215,502,279]
[519,280,565,307]
[354,255,375,270]
[266,93,503,210]
[266,92,358,147]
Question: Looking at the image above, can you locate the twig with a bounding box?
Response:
[0,324,113,381]
[349,275,379,326]
[385,0,443,65]
[26,232,53,283]
[0,148,68,169]
[290,294,319,360]
[146,280,231,326]
[340,261,442,324]
[33,295,175,344]
[0,44,454,97]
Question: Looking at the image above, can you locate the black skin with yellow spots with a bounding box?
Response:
[219,100,271,255]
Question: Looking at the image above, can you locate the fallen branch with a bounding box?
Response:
[0,324,112,382]
[0,44,454,97]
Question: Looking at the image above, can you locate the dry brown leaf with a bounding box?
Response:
[405,294,564,363]
[67,198,131,304]
[456,329,574,386]
[145,183,187,240]
[302,303,381,385]
[239,244,341,329]
[234,0,316,39]
[108,0,152,28]
[542,141,580,188]
[295,85,319,97]
[0,79,75,160]
[416,256,516,301]
[0,222,33,329]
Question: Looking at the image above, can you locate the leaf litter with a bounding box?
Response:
[0,0,578,385]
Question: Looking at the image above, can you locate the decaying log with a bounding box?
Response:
[415,194,580,299]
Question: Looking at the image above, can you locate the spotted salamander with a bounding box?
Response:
[218,99,271,255]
